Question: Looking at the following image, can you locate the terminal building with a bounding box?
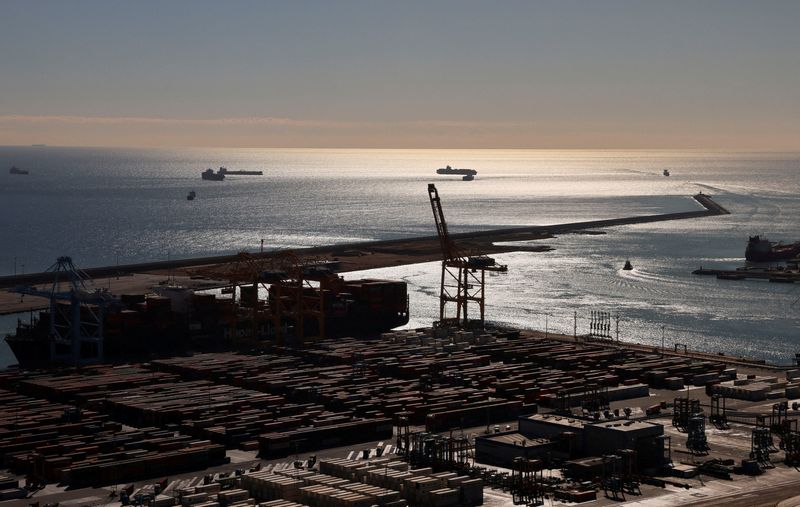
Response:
[476,413,667,471]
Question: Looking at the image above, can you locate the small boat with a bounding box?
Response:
[623,260,633,270]
[201,168,225,181]
[462,174,474,181]
[663,169,670,177]
[9,166,29,175]
[187,190,196,201]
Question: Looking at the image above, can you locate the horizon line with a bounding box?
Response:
[2,144,800,153]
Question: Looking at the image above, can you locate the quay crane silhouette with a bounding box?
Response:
[13,256,117,364]
[427,183,507,328]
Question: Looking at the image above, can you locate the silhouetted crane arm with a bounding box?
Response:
[427,184,460,262]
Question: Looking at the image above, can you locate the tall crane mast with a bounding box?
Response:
[427,184,506,328]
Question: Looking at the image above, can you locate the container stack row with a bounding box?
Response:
[12,364,179,406]
[243,458,481,507]
[258,417,393,458]
[0,388,226,487]
[105,379,291,449]
[319,457,482,507]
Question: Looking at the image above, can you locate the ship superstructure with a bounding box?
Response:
[745,235,800,262]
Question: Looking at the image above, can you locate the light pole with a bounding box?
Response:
[260,239,264,254]
[13,257,16,276]
[661,325,666,356]
[573,311,577,341]
[545,313,549,339]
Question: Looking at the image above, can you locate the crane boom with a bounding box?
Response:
[427,184,459,262]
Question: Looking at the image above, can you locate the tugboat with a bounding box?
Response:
[9,166,29,175]
[187,190,196,201]
[623,260,634,270]
[462,174,474,181]
[663,169,670,177]
[201,168,225,181]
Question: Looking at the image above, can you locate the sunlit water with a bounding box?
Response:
[1,147,799,366]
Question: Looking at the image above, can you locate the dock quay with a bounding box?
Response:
[694,266,800,283]
[0,193,728,316]
[4,324,800,506]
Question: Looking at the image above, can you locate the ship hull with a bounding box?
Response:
[5,278,410,368]
[4,336,49,367]
[437,167,477,176]
[746,236,800,262]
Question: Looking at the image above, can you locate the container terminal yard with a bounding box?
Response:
[4,189,800,506]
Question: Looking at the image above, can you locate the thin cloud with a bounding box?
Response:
[0,114,536,130]
[0,114,346,128]
[3,114,793,149]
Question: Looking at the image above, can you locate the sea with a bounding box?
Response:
[1,147,799,367]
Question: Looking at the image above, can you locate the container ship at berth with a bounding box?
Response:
[745,235,800,262]
[5,278,409,368]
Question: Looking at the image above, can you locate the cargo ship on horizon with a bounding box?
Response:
[219,166,263,175]
[201,168,225,180]
[436,165,477,176]
[202,167,264,180]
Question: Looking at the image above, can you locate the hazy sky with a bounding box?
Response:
[1,1,799,149]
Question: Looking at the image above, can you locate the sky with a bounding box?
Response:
[1,1,799,149]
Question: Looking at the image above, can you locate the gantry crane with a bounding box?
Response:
[200,251,274,347]
[427,184,506,328]
[266,251,341,344]
[195,250,343,344]
[13,256,117,364]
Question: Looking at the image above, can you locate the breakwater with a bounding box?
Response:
[0,193,728,293]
